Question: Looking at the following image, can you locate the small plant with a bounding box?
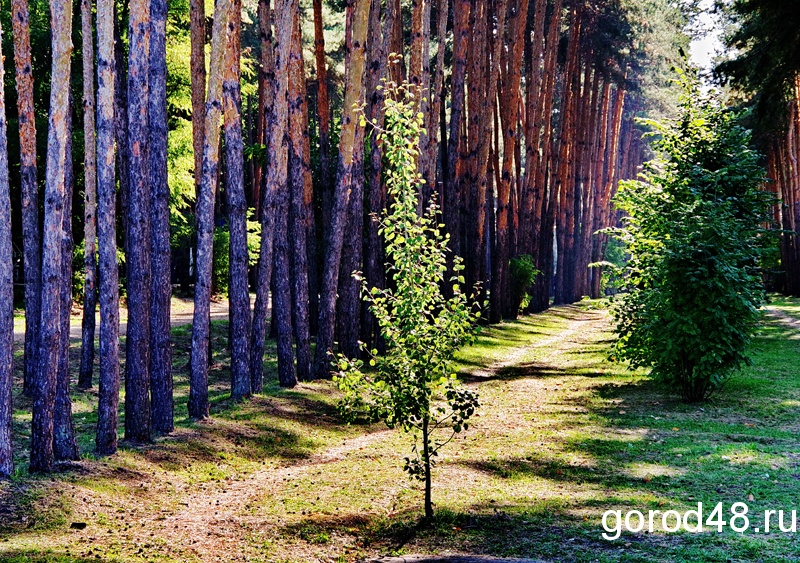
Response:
[609,72,774,402]
[509,254,539,313]
[334,77,480,521]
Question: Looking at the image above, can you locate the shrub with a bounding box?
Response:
[610,73,774,402]
[509,254,539,313]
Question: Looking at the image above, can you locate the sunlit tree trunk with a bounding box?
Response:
[125,0,152,443]
[30,0,73,473]
[95,0,121,456]
[11,0,41,398]
[190,0,234,418]
[250,0,298,391]
[149,0,173,433]
[313,0,371,379]
[0,15,15,477]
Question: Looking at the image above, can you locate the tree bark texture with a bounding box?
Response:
[190,0,207,197]
[79,0,98,390]
[95,0,121,456]
[287,9,312,382]
[30,0,73,473]
[223,0,253,400]
[11,0,41,399]
[312,0,371,380]
[149,0,173,434]
[250,0,298,392]
[190,0,234,418]
[125,0,152,443]
[0,16,16,477]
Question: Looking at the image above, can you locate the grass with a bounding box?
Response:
[1,297,799,562]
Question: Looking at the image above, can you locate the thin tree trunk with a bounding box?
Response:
[95,0,120,456]
[250,0,298,392]
[55,117,79,462]
[312,0,331,198]
[114,5,130,255]
[312,0,371,380]
[255,0,275,218]
[149,0,173,433]
[11,0,41,399]
[190,0,234,418]
[0,15,15,477]
[223,0,253,399]
[287,9,312,382]
[125,0,152,443]
[30,0,73,473]
[191,0,207,197]
[79,0,98,390]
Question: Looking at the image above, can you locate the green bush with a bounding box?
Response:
[509,254,539,313]
[610,73,774,402]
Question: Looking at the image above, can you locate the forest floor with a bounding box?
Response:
[1,297,800,562]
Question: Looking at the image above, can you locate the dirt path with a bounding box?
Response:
[763,305,800,332]
[140,306,608,562]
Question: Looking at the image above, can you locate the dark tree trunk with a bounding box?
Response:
[125,0,152,443]
[273,172,297,388]
[250,0,297,392]
[312,0,371,380]
[224,0,253,400]
[149,0,173,434]
[288,10,312,382]
[0,16,15,477]
[254,0,275,219]
[312,0,331,198]
[190,0,206,198]
[11,0,41,399]
[30,0,73,473]
[190,0,234,418]
[79,0,98,390]
[95,0,121,456]
[55,118,79,463]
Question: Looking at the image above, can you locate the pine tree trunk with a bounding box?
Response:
[312,0,331,198]
[149,0,173,433]
[55,122,79,462]
[250,0,298,392]
[11,0,41,399]
[190,0,234,418]
[255,0,275,218]
[124,0,153,443]
[78,0,98,390]
[190,0,207,198]
[95,0,121,456]
[114,6,130,256]
[312,0,371,380]
[287,10,313,381]
[0,16,15,477]
[224,0,253,399]
[30,0,73,473]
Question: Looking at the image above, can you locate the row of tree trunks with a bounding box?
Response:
[312,0,371,380]
[0,14,14,477]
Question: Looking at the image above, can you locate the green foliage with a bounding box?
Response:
[509,255,539,313]
[609,73,774,402]
[334,80,480,518]
[212,210,262,295]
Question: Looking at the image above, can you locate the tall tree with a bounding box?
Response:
[79,0,98,389]
[11,0,41,398]
[250,0,298,391]
[95,0,121,456]
[149,0,173,434]
[312,0,371,379]
[0,14,15,478]
[223,0,253,399]
[287,8,313,382]
[55,118,79,462]
[30,0,73,472]
[125,0,153,443]
[312,0,332,195]
[190,0,207,197]
[254,0,275,217]
[189,0,234,418]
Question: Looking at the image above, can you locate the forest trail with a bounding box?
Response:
[11,294,258,342]
[131,305,609,562]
